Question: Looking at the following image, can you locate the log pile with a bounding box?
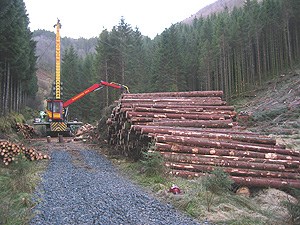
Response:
[0,140,50,165]
[74,123,99,142]
[107,91,300,189]
[15,123,36,139]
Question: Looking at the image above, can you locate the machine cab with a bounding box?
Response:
[46,99,64,121]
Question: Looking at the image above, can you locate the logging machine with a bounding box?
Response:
[34,19,129,136]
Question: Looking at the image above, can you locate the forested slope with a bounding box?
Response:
[33,30,97,73]
[183,0,247,24]
[58,0,300,123]
[2,0,299,125]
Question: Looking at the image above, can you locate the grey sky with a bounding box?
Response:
[24,0,217,39]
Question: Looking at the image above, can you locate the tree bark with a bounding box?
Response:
[161,152,286,171]
[168,170,300,189]
[122,91,224,98]
[155,142,300,165]
[155,135,299,156]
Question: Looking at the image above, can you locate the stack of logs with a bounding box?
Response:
[74,123,98,142]
[15,123,36,139]
[0,140,50,165]
[107,91,300,189]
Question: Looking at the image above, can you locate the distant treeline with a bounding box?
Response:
[61,0,300,122]
[1,0,299,122]
[0,0,37,116]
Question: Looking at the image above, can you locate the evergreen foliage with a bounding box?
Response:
[0,0,37,116]
[59,0,300,122]
[2,0,297,123]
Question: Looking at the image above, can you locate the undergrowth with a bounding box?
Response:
[0,112,25,134]
[283,188,300,224]
[118,153,290,225]
[0,156,44,225]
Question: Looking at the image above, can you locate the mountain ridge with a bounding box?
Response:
[182,0,262,24]
[33,0,256,103]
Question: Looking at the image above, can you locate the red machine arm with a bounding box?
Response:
[63,81,128,108]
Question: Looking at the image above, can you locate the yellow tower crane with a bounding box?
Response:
[34,19,128,137]
[54,19,62,99]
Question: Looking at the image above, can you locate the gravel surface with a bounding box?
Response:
[31,145,205,225]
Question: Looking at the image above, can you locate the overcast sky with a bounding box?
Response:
[23,0,217,39]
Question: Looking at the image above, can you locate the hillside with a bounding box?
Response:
[182,0,262,24]
[33,0,251,101]
[33,30,97,73]
[230,67,300,188]
[234,67,300,137]
[34,0,249,73]
[33,30,97,102]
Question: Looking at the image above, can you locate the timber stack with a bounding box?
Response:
[107,91,300,189]
[0,140,50,165]
[74,123,99,142]
[15,123,36,139]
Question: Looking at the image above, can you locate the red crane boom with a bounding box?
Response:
[63,81,129,108]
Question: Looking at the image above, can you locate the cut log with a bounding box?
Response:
[168,170,300,189]
[155,143,300,165]
[121,98,227,106]
[148,120,234,128]
[230,176,300,189]
[106,90,300,190]
[122,90,224,98]
[0,140,50,165]
[133,107,204,114]
[137,126,276,145]
[126,111,229,120]
[123,96,223,101]
[15,123,36,139]
[160,152,286,171]
[155,135,300,156]
[122,103,235,111]
[132,125,259,136]
[165,162,299,179]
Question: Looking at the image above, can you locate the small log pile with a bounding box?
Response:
[74,123,99,142]
[107,91,300,189]
[15,123,36,139]
[0,140,50,165]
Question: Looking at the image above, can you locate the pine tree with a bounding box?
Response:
[0,0,37,115]
[61,46,81,120]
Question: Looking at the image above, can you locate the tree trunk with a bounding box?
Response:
[168,170,300,189]
[4,60,10,115]
[155,135,299,156]
[154,142,300,164]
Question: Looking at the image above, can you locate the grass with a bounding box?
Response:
[0,155,46,225]
[115,154,292,225]
[0,112,25,134]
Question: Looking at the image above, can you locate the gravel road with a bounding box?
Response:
[31,144,204,225]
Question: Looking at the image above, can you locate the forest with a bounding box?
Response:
[1,0,300,123]
[0,0,37,116]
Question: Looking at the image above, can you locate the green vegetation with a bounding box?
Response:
[0,0,38,116]
[2,0,300,123]
[55,0,300,123]
[140,147,166,177]
[0,156,44,225]
[283,189,300,224]
[201,169,233,212]
[0,112,25,134]
[117,153,292,224]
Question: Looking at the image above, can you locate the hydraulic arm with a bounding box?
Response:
[63,81,129,108]
[34,19,129,136]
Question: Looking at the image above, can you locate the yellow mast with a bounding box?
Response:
[54,19,61,99]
